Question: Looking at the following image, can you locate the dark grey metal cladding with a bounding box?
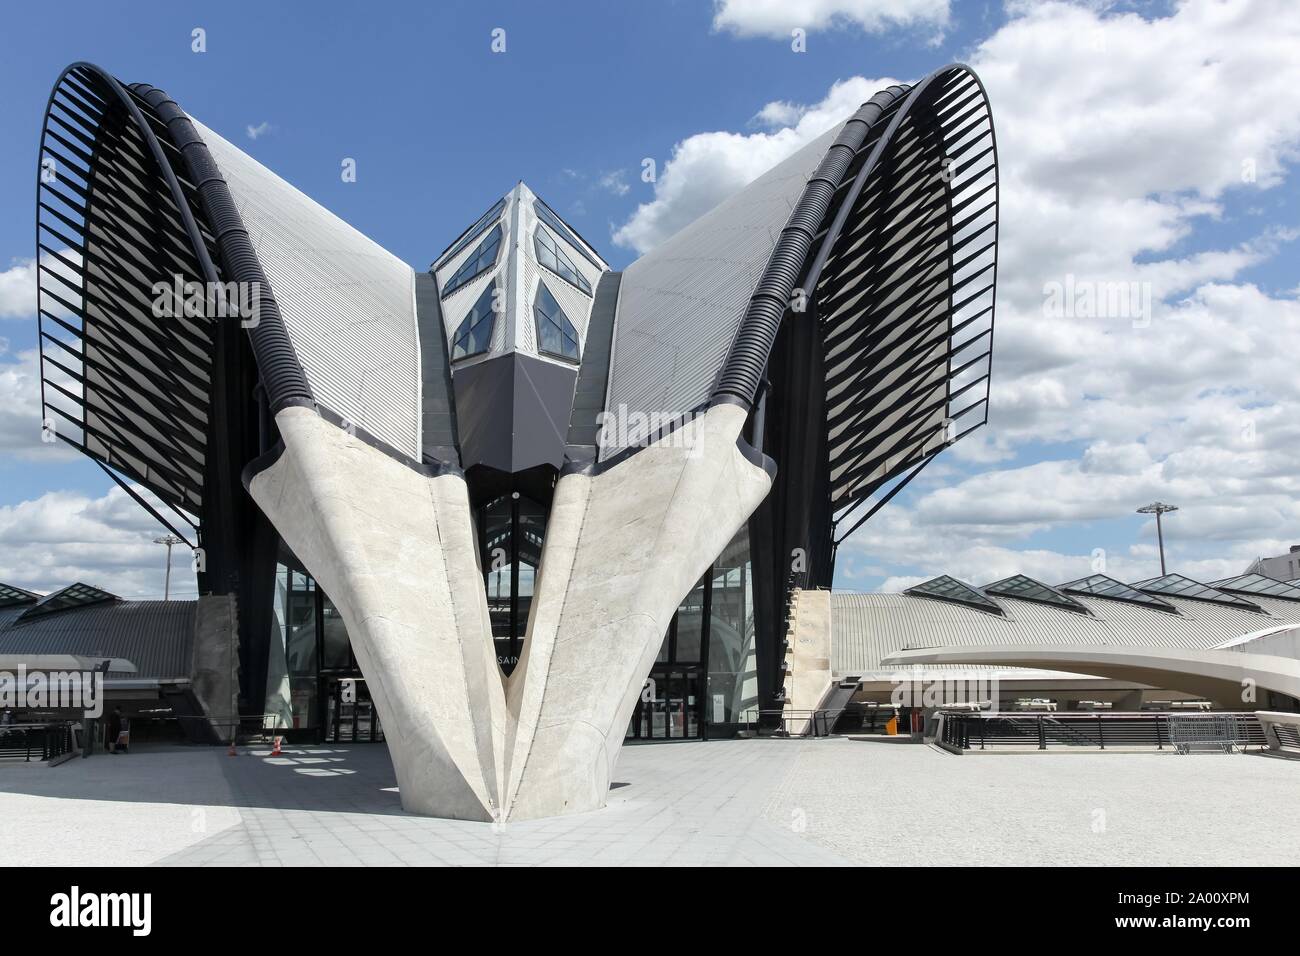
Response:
[129,83,314,416]
[415,272,461,466]
[711,84,912,409]
[0,600,197,680]
[453,352,578,475]
[565,271,622,461]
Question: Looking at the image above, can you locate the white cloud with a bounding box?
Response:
[246,121,273,141]
[613,76,897,252]
[0,346,78,461]
[0,485,197,599]
[619,0,1300,586]
[0,258,37,319]
[0,249,81,322]
[598,170,630,197]
[712,0,950,39]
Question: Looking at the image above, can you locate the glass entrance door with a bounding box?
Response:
[626,669,702,740]
[325,678,384,743]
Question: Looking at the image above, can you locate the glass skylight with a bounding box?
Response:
[19,582,119,622]
[435,197,505,268]
[904,575,1004,615]
[533,282,580,361]
[441,224,502,297]
[982,574,1091,614]
[0,584,38,608]
[1131,573,1263,612]
[450,283,498,361]
[1208,574,1300,602]
[533,197,602,271]
[1058,574,1178,613]
[534,225,592,294]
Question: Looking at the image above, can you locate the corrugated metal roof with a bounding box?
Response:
[602,123,844,453]
[0,601,196,679]
[829,589,1300,678]
[193,119,422,459]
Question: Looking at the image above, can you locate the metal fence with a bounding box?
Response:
[937,711,1265,753]
[0,722,76,762]
[743,708,846,738]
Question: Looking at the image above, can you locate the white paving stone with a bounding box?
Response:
[1,738,1295,866]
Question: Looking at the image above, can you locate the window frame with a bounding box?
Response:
[532,280,581,363]
[441,223,503,298]
[533,224,592,296]
[450,281,499,362]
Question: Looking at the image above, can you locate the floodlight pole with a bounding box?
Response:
[153,534,184,600]
[1136,502,1178,576]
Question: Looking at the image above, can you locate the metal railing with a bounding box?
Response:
[745,708,845,738]
[0,722,76,762]
[936,711,1266,753]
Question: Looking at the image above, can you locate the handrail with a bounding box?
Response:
[743,707,846,738]
[0,721,76,762]
[936,710,1265,754]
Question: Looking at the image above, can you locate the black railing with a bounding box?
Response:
[0,722,76,762]
[937,711,1266,753]
[748,708,845,738]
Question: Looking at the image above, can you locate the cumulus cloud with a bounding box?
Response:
[0,249,81,322]
[0,258,38,320]
[0,485,197,599]
[712,0,950,39]
[245,121,273,141]
[613,76,897,252]
[619,0,1300,587]
[0,346,79,461]
[598,170,630,197]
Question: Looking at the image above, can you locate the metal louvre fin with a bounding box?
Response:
[806,66,999,528]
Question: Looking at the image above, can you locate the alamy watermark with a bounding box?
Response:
[0,666,104,718]
[889,669,1000,714]
[596,404,708,458]
[151,274,261,328]
[1043,274,1152,328]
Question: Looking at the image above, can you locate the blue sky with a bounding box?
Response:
[2,0,1299,598]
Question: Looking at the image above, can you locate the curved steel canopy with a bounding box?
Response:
[34,62,313,544]
[711,63,999,543]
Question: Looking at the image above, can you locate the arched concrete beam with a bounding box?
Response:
[881,644,1300,709]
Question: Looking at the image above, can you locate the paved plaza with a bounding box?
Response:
[1,738,1296,866]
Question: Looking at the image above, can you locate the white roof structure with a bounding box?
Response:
[195,120,423,460]
[830,575,1300,681]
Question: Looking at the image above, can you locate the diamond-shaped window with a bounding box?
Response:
[442,224,503,298]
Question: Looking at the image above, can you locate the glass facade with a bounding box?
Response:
[533,282,581,361]
[265,563,320,733]
[450,282,498,360]
[261,521,759,742]
[478,493,546,674]
[441,223,503,297]
[706,528,758,726]
[263,549,379,742]
[629,525,757,739]
[534,225,592,294]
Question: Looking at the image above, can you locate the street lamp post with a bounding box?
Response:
[1136,502,1178,576]
[153,534,184,600]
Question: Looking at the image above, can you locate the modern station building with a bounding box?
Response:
[804,571,1300,726]
[30,59,999,816]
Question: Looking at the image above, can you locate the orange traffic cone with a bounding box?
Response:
[270,736,282,757]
